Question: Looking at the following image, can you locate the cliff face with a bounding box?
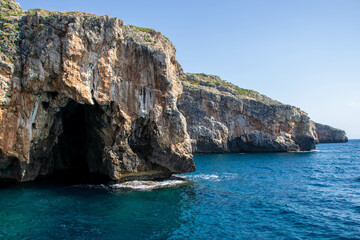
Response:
[178,73,318,153]
[0,1,349,183]
[314,122,348,143]
[0,0,195,182]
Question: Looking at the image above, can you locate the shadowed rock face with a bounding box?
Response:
[178,73,318,153]
[0,0,195,182]
[314,122,348,143]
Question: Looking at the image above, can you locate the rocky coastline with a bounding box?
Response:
[314,122,348,143]
[178,73,318,153]
[0,0,348,183]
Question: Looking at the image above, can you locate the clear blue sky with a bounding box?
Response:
[17,0,360,139]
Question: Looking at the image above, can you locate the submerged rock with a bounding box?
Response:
[0,0,195,182]
[314,122,348,143]
[178,73,318,153]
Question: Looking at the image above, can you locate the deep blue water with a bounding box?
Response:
[1,140,360,239]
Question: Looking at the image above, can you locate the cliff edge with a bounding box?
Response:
[314,122,348,143]
[0,0,195,182]
[178,73,318,153]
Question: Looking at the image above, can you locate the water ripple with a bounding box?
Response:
[0,140,359,239]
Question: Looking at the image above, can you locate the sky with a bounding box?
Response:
[17,0,360,139]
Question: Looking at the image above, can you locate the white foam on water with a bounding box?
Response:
[181,173,238,182]
[186,174,220,181]
[289,149,319,153]
[109,179,187,191]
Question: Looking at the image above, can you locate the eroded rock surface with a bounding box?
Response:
[314,122,348,143]
[178,73,318,153]
[0,0,195,182]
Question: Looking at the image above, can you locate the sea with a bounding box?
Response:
[1,140,359,239]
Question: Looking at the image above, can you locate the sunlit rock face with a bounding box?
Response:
[314,122,348,143]
[0,0,194,182]
[178,73,318,153]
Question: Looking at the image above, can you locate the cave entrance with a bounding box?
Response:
[50,100,109,184]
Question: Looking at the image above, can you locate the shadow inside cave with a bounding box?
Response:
[46,100,111,184]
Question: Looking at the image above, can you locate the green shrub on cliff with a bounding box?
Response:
[181,73,269,103]
[129,24,171,42]
[27,8,53,16]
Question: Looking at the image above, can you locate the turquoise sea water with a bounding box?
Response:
[1,140,360,239]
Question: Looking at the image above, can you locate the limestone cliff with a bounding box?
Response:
[178,73,318,153]
[0,0,195,182]
[314,122,348,143]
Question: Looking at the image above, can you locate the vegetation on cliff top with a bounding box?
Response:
[181,73,279,104]
[0,1,23,63]
[0,0,23,19]
[27,8,100,18]
[128,25,170,42]
[0,2,171,61]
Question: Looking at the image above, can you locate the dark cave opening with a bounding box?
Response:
[49,100,110,184]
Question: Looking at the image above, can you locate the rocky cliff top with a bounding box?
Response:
[180,73,311,117]
[178,73,317,153]
[181,73,283,106]
[0,0,21,12]
[179,72,348,152]
[0,0,171,66]
[315,122,348,143]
